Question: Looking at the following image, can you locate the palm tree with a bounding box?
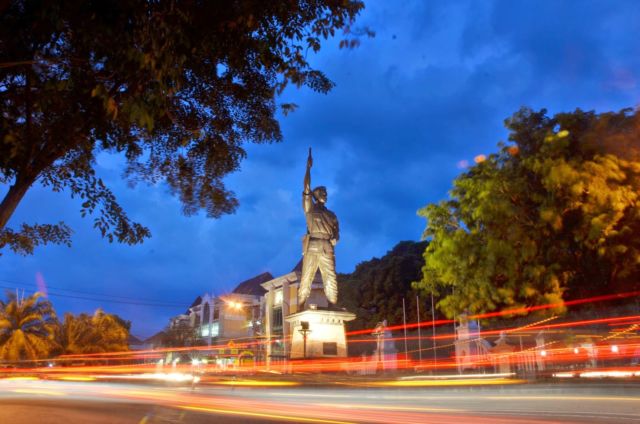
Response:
[0,291,58,362]
[60,309,129,354]
[59,312,91,355]
[91,309,129,352]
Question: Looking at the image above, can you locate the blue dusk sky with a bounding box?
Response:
[2,0,640,338]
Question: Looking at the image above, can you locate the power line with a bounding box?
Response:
[0,277,190,303]
[0,278,192,306]
[0,283,188,308]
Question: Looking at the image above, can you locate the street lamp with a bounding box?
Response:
[227,300,243,311]
[299,321,311,359]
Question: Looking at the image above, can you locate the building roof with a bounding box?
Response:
[232,272,273,296]
[291,258,303,273]
[185,295,202,314]
[144,331,166,345]
[261,259,312,290]
[189,296,202,308]
[128,334,143,345]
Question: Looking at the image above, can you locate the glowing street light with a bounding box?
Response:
[227,300,244,311]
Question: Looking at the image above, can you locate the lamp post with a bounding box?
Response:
[299,321,311,359]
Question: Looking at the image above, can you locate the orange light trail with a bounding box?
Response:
[345,289,640,337]
[469,290,640,320]
[2,291,640,379]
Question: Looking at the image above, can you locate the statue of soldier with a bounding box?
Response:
[299,148,340,308]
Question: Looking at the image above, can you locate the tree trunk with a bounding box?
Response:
[0,177,33,230]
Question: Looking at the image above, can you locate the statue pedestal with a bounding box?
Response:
[286,308,355,359]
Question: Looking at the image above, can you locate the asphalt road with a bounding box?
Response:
[1,378,639,423]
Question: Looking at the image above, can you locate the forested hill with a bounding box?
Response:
[338,240,428,331]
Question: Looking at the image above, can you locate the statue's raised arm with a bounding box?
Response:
[303,148,313,213]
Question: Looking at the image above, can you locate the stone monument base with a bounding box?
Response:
[286,308,356,359]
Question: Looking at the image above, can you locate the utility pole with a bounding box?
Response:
[372,321,385,374]
[402,298,408,364]
[416,295,422,363]
[431,290,437,368]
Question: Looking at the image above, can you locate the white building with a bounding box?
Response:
[167,272,272,353]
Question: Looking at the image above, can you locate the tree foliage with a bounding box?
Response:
[338,241,429,330]
[414,107,640,318]
[0,0,366,254]
[58,309,129,354]
[0,291,57,361]
[161,319,201,348]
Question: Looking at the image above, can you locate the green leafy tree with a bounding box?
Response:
[59,309,129,354]
[414,107,640,318]
[338,241,429,330]
[0,0,367,254]
[0,291,57,361]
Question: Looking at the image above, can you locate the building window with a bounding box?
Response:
[272,307,283,334]
[213,305,220,320]
[203,303,210,325]
[271,339,285,358]
[194,312,201,327]
[201,322,219,338]
[323,342,337,356]
[274,289,283,306]
[251,304,260,322]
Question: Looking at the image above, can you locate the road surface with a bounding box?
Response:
[1,378,639,423]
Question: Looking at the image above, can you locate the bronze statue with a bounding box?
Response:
[299,148,340,307]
